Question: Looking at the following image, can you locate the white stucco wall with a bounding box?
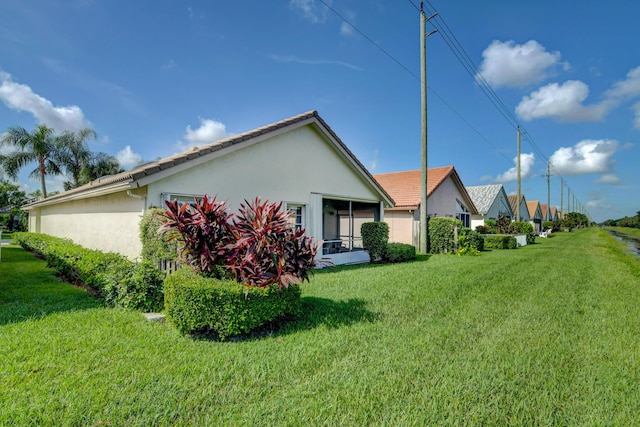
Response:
[29,190,145,259]
[426,177,462,217]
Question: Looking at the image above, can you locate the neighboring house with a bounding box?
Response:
[373,166,478,247]
[23,111,394,266]
[507,194,531,222]
[466,184,514,230]
[550,206,559,221]
[526,200,544,233]
[540,203,552,222]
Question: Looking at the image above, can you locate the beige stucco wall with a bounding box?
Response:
[383,210,415,245]
[146,126,380,209]
[30,190,145,260]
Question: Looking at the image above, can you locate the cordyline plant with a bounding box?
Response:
[159,195,233,276]
[159,195,317,289]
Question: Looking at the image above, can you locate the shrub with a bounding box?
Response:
[512,221,536,244]
[496,215,512,234]
[458,228,485,252]
[13,232,164,311]
[164,268,301,340]
[485,219,498,234]
[475,225,489,234]
[160,196,317,289]
[428,217,462,254]
[484,235,518,249]
[361,222,389,263]
[140,207,178,265]
[384,242,416,263]
[542,221,554,231]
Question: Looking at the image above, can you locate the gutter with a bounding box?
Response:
[127,190,147,211]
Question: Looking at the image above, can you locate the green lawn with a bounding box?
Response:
[1,229,640,426]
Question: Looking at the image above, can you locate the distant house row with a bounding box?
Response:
[23,111,562,265]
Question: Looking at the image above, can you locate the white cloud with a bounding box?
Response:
[176,118,228,152]
[289,0,328,23]
[516,80,611,122]
[268,54,362,71]
[493,152,536,183]
[477,40,567,88]
[0,69,91,132]
[633,102,640,130]
[549,139,618,176]
[606,66,640,99]
[369,148,378,172]
[595,174,620,184]
[339,10,355,36]
[116,145,144,170]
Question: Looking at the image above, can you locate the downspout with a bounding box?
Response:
[127,190,147,213]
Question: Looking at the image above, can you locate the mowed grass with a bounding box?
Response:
[1,229,640,426]
[605,225,640,238]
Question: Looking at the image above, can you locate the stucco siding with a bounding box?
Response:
[384,210,414,245]
[426,177,460,217]
[34,191,144,259]
[147,126,381,209]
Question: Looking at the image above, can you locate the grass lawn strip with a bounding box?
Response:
[1,229,639,425]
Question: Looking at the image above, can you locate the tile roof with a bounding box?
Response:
[507,194,524,214]
[540,203,549,220]
[25,110,394,208]
[373,166,455,209]
[466,184,503,214]
[526,200,541,218]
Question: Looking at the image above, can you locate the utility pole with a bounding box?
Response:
[560,177,564,219]
[546,161,551,221]
[419,2,437,254]
[567,187,571,213]
[516,126,521,222]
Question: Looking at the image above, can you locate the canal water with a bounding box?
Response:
[606,229,640,257]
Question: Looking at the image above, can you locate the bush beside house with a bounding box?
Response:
[13,232,164,311]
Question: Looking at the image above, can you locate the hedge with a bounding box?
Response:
[512,221,536,245]
[429,217,463,254]
[361,222,389,263]
[484,235,518,249]
[13,232,164,312]
[384,243,416,263]
[164,267,302,340]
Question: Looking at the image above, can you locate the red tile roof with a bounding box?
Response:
[373,166,454,209]
[526,200,540,218]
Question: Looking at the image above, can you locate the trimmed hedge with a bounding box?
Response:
[164,268,302,340]
[459,228,485,252]
[140,207,179,264]
[484,235,518,249]
[512,221,536,245]
[13,232,164,311]
[429,217,462,254]
[384,243,416,263]
[361,222,389,263]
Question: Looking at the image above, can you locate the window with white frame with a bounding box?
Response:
[161,193,204,206]
[285,203,305,232]
[456,199,470,228]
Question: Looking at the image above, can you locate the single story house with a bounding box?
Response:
[373,166,478,247]
[540,203,552,222]
[507,194,531,223]
[526,200,544,233]
[466,184,514,230]
[23,110,394,266]
[550,206,559,221]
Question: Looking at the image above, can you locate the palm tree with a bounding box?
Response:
[73,152,124,189]
[57,128,97,190]
[0,124,63,198]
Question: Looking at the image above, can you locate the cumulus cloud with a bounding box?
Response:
[606,66,640,99]
[633,102,640,130]
[289,0,329,23]
[0,70,91,132]
[477,40,568,88]
[516,80,611,122]
[493,152,536,183]
[116,145,144,170]
[176,118,228,152]
[595,174,620,184]
[549,139,618,176]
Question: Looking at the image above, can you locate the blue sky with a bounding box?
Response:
[1,0,638,222]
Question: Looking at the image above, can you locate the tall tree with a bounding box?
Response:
[78,152,124,187]
[57,128,97,190]
[0,124,63,198]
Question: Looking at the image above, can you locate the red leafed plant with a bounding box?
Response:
[226,198,317,289]
[159,195,233,277]
[160,195,317,288]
